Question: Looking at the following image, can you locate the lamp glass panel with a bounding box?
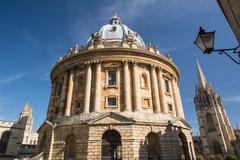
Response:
[195,35,206,53]
[200,33,214,51]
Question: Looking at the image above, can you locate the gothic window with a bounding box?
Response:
[140,73,148,89]
[64,134,76,159]
[0,131,11,153]
[142,98,150,108]
[102,130,122,160]
[212,140,222,155]
[108,70,117,86]
[146,132,161,159]
[106,97,117,107]
[165,79,170,93]
[206,113,216,132]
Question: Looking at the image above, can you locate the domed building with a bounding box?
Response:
[36,16,195,160]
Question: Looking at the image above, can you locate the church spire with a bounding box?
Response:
[196,59,207,89]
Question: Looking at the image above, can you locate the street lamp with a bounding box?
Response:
[194,26,240,65]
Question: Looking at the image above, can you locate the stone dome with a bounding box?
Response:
[87,15,145,47]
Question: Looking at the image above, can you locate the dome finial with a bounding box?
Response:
[109,13,121,24]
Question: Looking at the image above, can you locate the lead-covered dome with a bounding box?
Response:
[87,15,145,47]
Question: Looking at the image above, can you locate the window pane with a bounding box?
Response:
[108,71,116,85]
[165,80,170,93]
[168,104,173,112]
[108,98,117,106]
[143,99,150,108]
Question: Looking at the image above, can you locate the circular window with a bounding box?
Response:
[111,26,117,32]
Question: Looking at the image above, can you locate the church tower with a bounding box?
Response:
[194,60,236,158]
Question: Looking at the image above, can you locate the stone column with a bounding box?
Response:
[64,69,75,116]
[84,64,92,113]
[150,65,160,113]
[132,62,141,111]
[171,76,179,117]
[157,68,167,113]
[47,80,57,120]
[93,62,101,112]
[175,79,185,118]
[123,60,131,111]
[59,72,68,116]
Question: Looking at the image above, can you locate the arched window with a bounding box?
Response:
[102,130,121,160]
[0,131,11,153]
[141,73,148,89]
[64,134,76,159]
[179,132,191,160]
[212,140,222,155]
[146,132,161,159]
[30,140,33,144]
[39,134,46,153]
[206,113,216,132]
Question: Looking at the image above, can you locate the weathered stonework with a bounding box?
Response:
[194,60,237,159]
[36,15,195,160]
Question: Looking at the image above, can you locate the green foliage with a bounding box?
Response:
[224,155,237,160]
[196,155,204,160]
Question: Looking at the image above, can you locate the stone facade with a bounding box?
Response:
[194,60,237,159]
[36,16,195,160]
[0,103,38,159]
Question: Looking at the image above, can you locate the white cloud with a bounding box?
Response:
[67,0,214,43]
[0,73,27,84]
[102,0,213,24]
[223,96,240,103]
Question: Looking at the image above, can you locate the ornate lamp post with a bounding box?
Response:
[194,27,240,65]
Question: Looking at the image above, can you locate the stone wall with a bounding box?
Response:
[40,122,195,160]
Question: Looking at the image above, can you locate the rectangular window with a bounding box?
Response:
[78,75,84,89]
[56,83,62,96]
[108,71,116,86]
[165,79,170,93]
[142,98,150,108]
[107,97,117,107]
[75,100,83,112]
[168,104,173,112]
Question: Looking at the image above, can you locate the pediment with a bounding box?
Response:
[37,120,55,133]
[103,63,120,68]
[172,118,192,129]
[88,112,135,125]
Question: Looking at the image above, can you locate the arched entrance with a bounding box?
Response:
[146,132,161,160]
[179,132,191,160]
[39,134,46,153]
[0,131,11,153]
[101,130,122,160]
[64,133,76,160]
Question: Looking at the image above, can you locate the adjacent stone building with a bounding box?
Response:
[194,60,237,159]
[36,16,196,160]
[0,103,38,159]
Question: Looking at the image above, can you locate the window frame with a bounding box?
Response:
[167,103,174,113]
[140,73,149,89]
[142,97,151,109]
[105,68,119,88]
[105,96,118,108]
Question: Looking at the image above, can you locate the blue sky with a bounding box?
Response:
[0,0,239,134]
